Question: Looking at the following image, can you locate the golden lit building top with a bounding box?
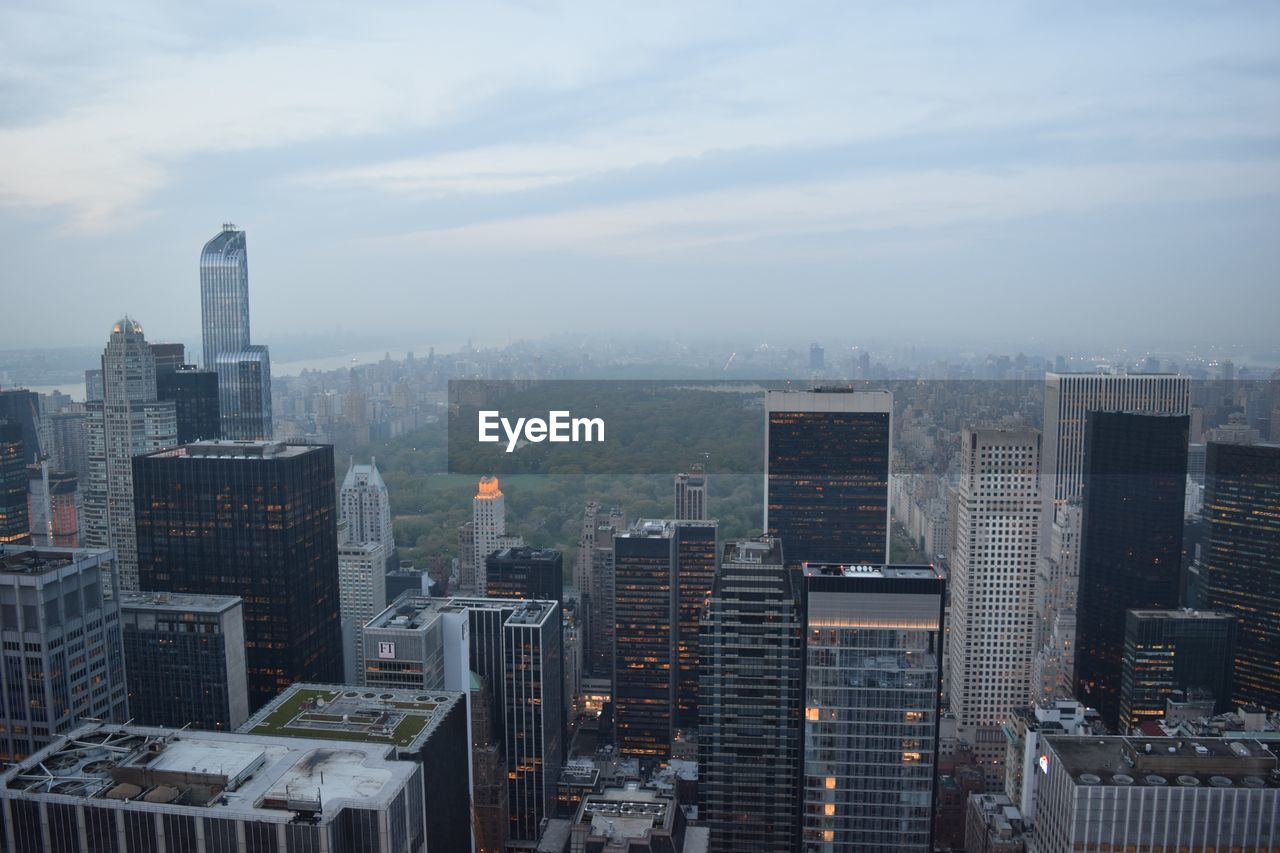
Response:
[475,476,502,500]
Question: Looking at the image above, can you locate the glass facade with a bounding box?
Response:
[156,366,221,444]
[484,546,563,604]
[132,442,342,711]
[801,567,943,852]
[674,520,717,731]
[766,391,892,566]
[699,539,803,853]
[199,227,251,371]
[1074,412,1188,727]
[0,420,27,544]
[1202,441,1280,708]
[613,523,676,757]
[1118,609,1235,730]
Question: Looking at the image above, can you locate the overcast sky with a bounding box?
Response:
[2,1,1278,351]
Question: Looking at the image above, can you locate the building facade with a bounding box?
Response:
[1074,412,1188,727]
[156,364,221,444]
[0,546,128,761]
[699,538,802,853]
[801,564,944,852]
[133,440,342,711]
[948,427,1041,773]
[484,545,563,604]
[339,540,388,683]
[473,476,505,596]
[83,318,178,592]
[119,591,249,731]
[673,463,708,521]
[0,419,28,544]
[765,389,892,565]
[1202,441,1280,710]
[339,458,395,566]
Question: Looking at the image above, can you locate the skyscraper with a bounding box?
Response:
[576,502,624,678]
[156,363,221,443]
[1041,372,1190,511]
[133,440,342,710]
[49,410,88,479]
[699,538,803,853]
[82,318,177,591]
[0,545,128,762]
[0,389,42,464]
[25,463,80,547]
[1074,412,1188,727]
[0,420,28,544]
[1201,441,1280,708]
[473,475,505,594]
[1118,609,1236,731]
[674,463,708,521]
[119,591,249,731]
[339,457,396,569]
[673,519,717,731]
[338,540,387,683]
[200,224,273,440]
[948,427,1042,773]
[765,388,892,565]
[485,545,564,603]
[613,520,677,757]
[801,564,944,852]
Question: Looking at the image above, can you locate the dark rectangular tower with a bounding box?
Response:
[765,389,892,565]
[1119,608,1236,731]
[1202,441,1280,709]
[156,365,221,444]
[1074,412,1189,727]
[485,545,564,604]
[132,440,342,711]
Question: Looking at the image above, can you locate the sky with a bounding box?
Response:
[2,1,1279,352]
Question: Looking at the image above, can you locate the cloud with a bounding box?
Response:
[368,159,1280,257]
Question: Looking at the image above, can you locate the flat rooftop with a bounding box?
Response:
[1,723,415,822]
[1045,735,1280,789]
[145,440,315,460]
[576,786,673,840]
[0,545,111,576]
[369,594,557,632]
[803,563,941,580]
[121,591,242,614]
[1128,608,1234,621]
[241,684,462,750]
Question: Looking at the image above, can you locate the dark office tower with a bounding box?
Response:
[49,411,88,478]
[765,389,892,565]
[148,342,185,373]
[1202,442,1280,708]
[119,591,249,731]
[1118,609,1236,731]
[699,538,802,853]
[132,440,342,711]
[614,520,677,758]
[0,421,28,544]
[801,564,944,852]
[1074,412,1188,728]
[485,545,564,604]
[809,342,825,370]
[576,502,624,678]
[156,364,221,443]
[673,463,708,521]
[0,389,42,463]
[200,224,273,440]
[674,519,717,731]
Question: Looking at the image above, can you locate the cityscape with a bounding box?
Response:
[2,4,1279,852]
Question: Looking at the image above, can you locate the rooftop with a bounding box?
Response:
[120,591,242,615]
[802,562,941,580]
[1045,735,1280,789]
[0,545,112,576]
[1128,607,1235,621]
[368,594,558,632]
[723,537,783,566]
[0,722,414,822]
[241,684,463,750]
[145,440,317,461]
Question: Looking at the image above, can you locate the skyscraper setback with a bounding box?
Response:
[199,224,273,440]
[339,458,396,568]
[765,389,892,565]
[1073,412,1188,727]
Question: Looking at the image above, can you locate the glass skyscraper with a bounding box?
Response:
[1202,441,1280,708]
[1074,412,1188,727]
[199,225,273,440]
[765,389,892,565]
[801,564,944,852]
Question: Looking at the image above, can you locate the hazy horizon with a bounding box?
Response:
[3,2,1278,350]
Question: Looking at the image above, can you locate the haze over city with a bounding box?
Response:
[3,1,1279,350]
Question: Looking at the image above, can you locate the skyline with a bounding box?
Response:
[2,2,1279,349]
